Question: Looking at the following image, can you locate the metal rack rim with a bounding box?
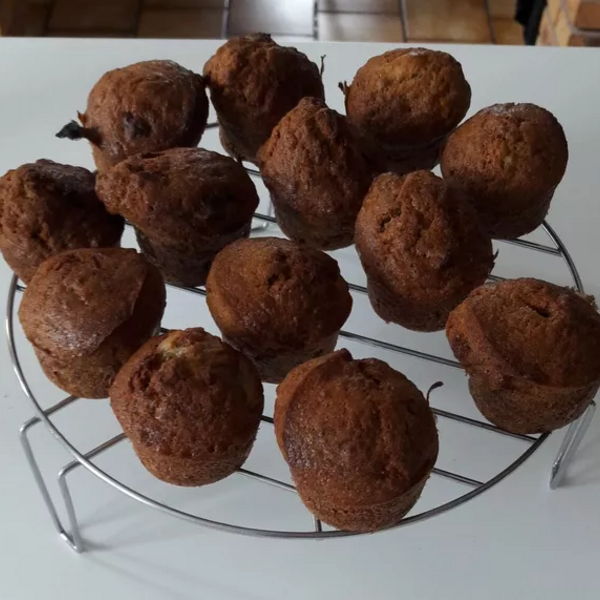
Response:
[6,184,593,546]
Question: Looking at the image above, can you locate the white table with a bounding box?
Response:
[1,38,599,600]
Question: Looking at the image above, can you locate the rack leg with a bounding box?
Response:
[550,401,597,489]
[56,433,126,553]
[251,200,273,233]
[19,396,82,553]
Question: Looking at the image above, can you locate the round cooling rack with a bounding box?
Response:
[6,167,595,552]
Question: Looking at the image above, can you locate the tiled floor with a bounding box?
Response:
[5,0,524,44]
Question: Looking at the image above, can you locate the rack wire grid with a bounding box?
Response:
[6,138,597,553]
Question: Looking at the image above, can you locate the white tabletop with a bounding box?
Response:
[1,38,600,600]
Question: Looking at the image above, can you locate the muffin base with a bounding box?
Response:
[476,189,555,240]
[382,136,445,176]
[135,442,253,487]
[272,202,354,251]
[218,123,258,165]
[469,375,599,435]
[224,332,340,384]
[136,225,251,288]
[295,473,430,532]
[366,274,451,332]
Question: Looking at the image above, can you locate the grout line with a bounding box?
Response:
[42,0,57,37]
[398,0,409,42]
[482,0,498,44]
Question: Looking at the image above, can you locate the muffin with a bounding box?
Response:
[446,278,600,434]
[0,160,124,283]
[275,349,439,532]
[257,97,372,250]
[355,171,494,332]
[342,48,471,175]
[56,60,209,171]
[96,147,259,287]
[203,34,325,164]
[441,103,568,239]
[19,248,166,399]
[110,328,264,486]
[206,237,352,383]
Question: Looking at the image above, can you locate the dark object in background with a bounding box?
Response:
[258,97,372,251]
[110,328,264,487]
[57,60,209,171]
[203,33,325,165]
[96,147,259,287]
[0,160,124,283]
[516,0,547,44]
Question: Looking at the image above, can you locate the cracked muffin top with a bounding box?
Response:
[344,48,471,148]
[110,328,264,460]
[0,160,124,283]
[203,34,325,162]
[19,247,165,357]
[446,278,600,388]
[441,103,568,207]
[206,237,352,349]
[59,60,208,171]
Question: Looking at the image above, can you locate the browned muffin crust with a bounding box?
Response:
[110,328,264,486]
[355,171,494,332]
[96,147,259,287]
[0,160,124,283]
[19,248,166,399]
[206,237,352,383]
[343,48,471,173]
[57,60,209,171]
[275,349,439,532]
[258,97,372,250]
[446,278,600,434]
[441,103,568,239]
[203,34,325,164]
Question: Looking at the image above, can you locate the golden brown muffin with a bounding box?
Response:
[355,171,494,332]
[275,349,439,532]
[0,160,124,283]
[203,34,325,164]
[57,60,209,171]
[19,248,166,399]
[441,103,568,239]
[446,278,600,434]
[343,48,471,175]
[110,328,264,486]
[96,148,259,287]
[257,97,372,250]
[206,237,352,383]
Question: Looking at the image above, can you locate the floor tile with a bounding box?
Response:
[493,18,523,44]
[405,0,492,43]
[47,29,135,38]
[49,0,140,32]
[22,4,50,36]
[317,0,399,13]
[228,0,314,37]
[138,7,224,38]
[546,0,562,24]
[318,11,404,42]
[487,0,515,19]
[145,0,225,7]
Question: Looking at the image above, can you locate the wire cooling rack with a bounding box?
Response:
[6,151,598,553]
